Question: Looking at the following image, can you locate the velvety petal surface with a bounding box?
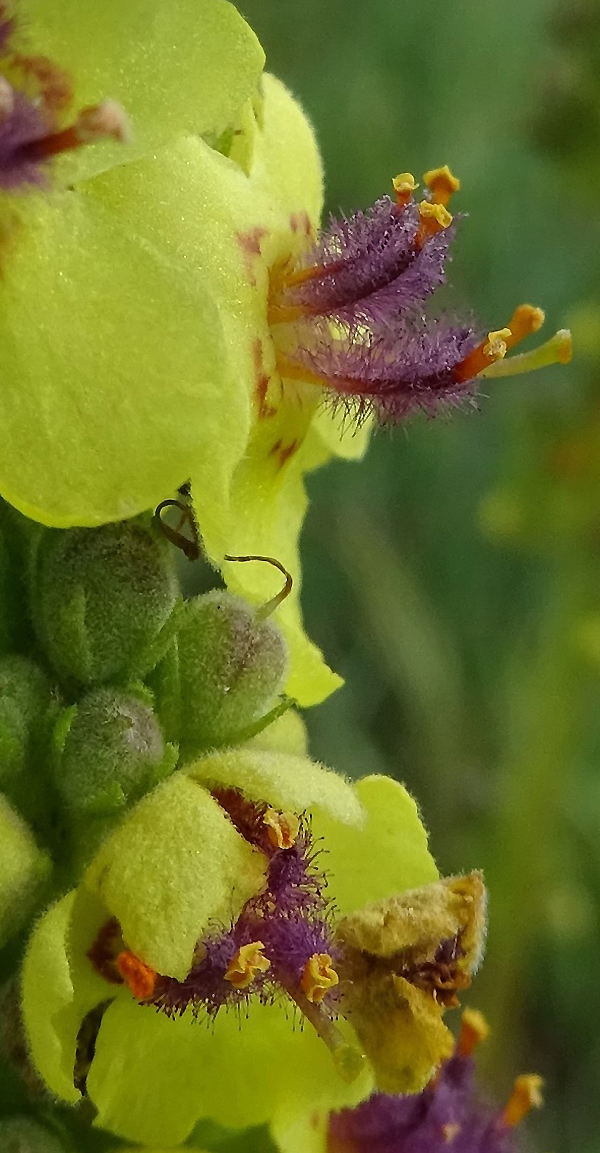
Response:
[85,775,267,979]
[0,191,232,527]
[22,0,265,180]
[21,890,112,1103]
[311,775,438,915]
[187,748,364,825]
[87,995,372,1145]
[85,73,341,703]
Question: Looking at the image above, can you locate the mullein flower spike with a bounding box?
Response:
[22,758,486,1147]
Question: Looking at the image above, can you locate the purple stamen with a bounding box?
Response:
[328,1053,519,1153]
[273,198,452,326]
[287,318,481,424]
[148,814,338,1020]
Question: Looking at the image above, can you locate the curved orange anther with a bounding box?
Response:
[301,953,339,1004]
[423,164,461,207]
[416,200,454,246]
[116,950,157,1000]
[453,327,511,384]
[501,1074,544,1128]
[393,171,419,207]
[456,1007,490,1057]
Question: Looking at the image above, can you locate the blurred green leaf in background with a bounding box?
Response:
[240,2,600,1150]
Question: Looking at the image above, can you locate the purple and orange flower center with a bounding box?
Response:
[243,164,565,431]
[88,789,342,1038]
[0,7,128,191]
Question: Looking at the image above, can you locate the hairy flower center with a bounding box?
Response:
[265,166,571,426]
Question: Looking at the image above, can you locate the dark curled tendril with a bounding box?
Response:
[224,553,293,619]
[154,498,201,561]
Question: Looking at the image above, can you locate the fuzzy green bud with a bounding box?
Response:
[0,1118,66,1152]
[0,656,54,817]
[177,591,288,754]
[53,688,177,819]
[32,520,179,686]
[0,796,51,948]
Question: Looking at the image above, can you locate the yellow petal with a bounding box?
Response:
[24,0,265,181]
[187,748,363,826]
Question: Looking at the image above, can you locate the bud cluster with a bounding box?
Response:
[0,502,290,943]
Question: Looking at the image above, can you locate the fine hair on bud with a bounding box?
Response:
[177,590,288,755]
[30,519,179,686]
[53,687,177,820]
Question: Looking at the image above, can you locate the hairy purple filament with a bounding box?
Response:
[328,1052,517,1153]
[286,318,481,424]
[0,88,52,189]
[269,190,494,424]
[274,199,453,327]
[150,791,339,1019]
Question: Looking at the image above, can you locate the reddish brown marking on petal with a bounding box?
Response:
[87,918,125,986]
[290,210,312,238]
[238,226,267,286]
[12,53,73,116]
[270,438,299,469]
[253,337,278,419]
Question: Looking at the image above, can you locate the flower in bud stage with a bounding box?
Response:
[53,687,178,823]
[0,793,51,948]
[22,757,486,1148]
[0,654,55,821]
[30,519,179,686]
[177,590,288,755]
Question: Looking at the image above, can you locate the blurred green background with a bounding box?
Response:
[240,1,600,1150]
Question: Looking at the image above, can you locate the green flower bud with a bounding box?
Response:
[0,656,55,819]
[32,520,179,686]
[53,688,177,819]
[0,796,51,949]
[0,1117,66,1152]
[177,591,288,754]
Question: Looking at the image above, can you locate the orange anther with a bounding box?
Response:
[501,1074,544,1128]
[453,327,511,383]
[423,164,461,207]
[116,950,157,1000]
[393,171,419,207]
[264,807,300,850]
[225,941,271,990]
[301,953,339,1004]
[416,199,454,246]
[456,1007,490,1057]
[504,304,545,350]
[483,328,512,357]
[442,1122,461,1143]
